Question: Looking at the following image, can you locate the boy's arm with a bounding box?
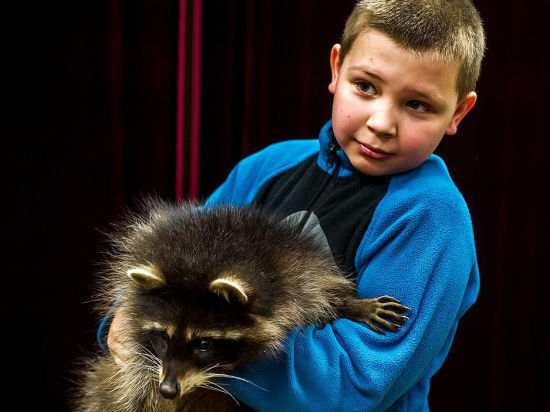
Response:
[225,164,480,411]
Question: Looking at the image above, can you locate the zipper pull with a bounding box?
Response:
[326,142,338,168]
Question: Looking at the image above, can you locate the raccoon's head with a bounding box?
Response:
[113,203,338,403]
[126,266,271,402]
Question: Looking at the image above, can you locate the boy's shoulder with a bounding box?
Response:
[395,154,456,187]
[245,139,319,163]
[234,139,320,178]
[387,154,470,216]
[363,155,475,254]
[207,139,320,206]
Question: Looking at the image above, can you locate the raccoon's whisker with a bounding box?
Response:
[139,354,162,368]
[202,362,225,373]
[202,382,230,394]
[142,367,160,377]
[207,373,269,392]
[112,359,157,395]
[201,382,240,405]
[134,343,162,367]
[137,345,160,359]
[104,362,128,385]
[135,354,160,367]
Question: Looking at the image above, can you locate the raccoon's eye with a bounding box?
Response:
[144,329,169,358]
[193,338,212,352]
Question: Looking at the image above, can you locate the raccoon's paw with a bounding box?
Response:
[360,295,409,334]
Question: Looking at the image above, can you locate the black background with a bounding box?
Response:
[4,1,548,411]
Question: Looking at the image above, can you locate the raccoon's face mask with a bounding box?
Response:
[127,267,259,401]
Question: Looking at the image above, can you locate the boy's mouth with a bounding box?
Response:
[357,141,391,160]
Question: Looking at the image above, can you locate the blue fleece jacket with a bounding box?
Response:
[205,121,480,411]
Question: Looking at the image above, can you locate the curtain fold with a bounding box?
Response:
[176,0,202,202]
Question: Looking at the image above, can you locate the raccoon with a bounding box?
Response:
[74,199,408,412]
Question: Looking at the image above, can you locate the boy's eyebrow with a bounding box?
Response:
[349,65,384,82]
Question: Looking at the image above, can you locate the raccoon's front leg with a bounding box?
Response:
[341,296,409,334]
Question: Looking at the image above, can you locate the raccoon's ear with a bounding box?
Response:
[127,267,164,289]
[209,277,248,304]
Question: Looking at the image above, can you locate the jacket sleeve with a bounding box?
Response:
[225,161,480,412]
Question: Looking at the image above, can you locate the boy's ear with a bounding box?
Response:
[446,91,477,135]
[328,44,341,94]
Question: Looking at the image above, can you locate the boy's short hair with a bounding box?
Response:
[340,0,486,101]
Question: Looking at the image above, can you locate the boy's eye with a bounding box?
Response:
[356,81,376,95]
[407,100,431,113]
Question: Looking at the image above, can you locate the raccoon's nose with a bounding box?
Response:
[159,377,180,399]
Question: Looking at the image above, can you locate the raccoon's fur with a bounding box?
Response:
[74,199,408,412]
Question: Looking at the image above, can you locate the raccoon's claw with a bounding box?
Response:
[374,295,410,313]
[366,322,384,335]
[362,295,410,334]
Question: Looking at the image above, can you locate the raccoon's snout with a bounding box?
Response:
[159,377,180,399]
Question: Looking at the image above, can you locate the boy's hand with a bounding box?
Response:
[107,309,131,366]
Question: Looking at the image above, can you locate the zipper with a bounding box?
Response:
[326,141,338,169]
[312,141,340,208]
[297,142,341,231]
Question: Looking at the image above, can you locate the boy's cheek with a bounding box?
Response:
[333,97,364,130]
[332,115,355,141]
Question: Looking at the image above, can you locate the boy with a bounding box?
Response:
[105,0,485,410]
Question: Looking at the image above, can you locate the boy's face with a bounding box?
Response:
[328,30,477,176]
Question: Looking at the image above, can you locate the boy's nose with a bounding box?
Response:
[366,102,397,137]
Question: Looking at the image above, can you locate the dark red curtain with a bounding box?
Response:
[5,1,548,411]
[5,1,180,410]
[198,0,354,197]
[176,0,202,201]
